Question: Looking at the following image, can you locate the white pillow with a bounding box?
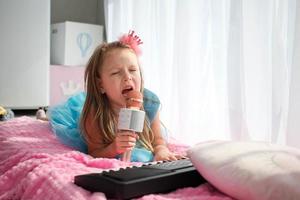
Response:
[187,140,300,200]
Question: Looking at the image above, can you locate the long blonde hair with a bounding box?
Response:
[80,41,154,152]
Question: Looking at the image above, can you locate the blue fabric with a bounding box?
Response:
[143,88,160,123]
[48,92,87,153]
[116,148,154,162]
[49,89,160,162]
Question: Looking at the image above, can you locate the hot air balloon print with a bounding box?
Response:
[77,32,92,57]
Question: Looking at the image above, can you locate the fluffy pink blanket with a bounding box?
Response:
[0,117,232,200]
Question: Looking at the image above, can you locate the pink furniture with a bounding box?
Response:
[50,65,85,106]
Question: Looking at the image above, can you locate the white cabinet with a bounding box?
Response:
[0,0,50,109]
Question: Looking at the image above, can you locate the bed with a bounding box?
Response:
[1,117,299,200]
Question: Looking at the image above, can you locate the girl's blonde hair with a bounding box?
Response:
[80,41,154,152]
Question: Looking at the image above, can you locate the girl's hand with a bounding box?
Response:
[113,131,138,154]
[154,145,186,161]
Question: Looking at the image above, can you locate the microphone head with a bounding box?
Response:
[125,90,143,109]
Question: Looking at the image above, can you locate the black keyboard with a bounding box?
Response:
[74,159,206,199]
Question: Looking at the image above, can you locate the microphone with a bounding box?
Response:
[118,90,145,162]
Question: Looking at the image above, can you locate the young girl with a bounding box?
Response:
[48,31,180,162]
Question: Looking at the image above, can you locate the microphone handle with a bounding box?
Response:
[118,108,145,162]
[121,150,132,162]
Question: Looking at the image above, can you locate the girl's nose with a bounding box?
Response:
[124,76,132,81]
[124,72,132,81]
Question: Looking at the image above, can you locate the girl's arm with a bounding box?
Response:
[84,111,137,158]
[151,112,178,161]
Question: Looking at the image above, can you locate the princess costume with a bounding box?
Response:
[48,88,165,162]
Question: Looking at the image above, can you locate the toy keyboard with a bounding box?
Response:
[74,158,206,199]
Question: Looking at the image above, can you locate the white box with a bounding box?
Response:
[51,21,103,66]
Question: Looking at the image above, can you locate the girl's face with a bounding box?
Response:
[99,48,142,112]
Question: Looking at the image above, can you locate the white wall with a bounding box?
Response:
[0,0,50,109]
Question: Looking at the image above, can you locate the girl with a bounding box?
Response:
[49,31,180,162]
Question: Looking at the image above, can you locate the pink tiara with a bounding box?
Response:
[119,30,143,56]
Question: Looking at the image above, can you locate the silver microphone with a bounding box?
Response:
[117,91,145,162]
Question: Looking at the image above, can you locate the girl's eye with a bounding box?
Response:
[130,68,137,72]
[111,71,119,75]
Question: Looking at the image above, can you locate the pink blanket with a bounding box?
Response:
[0,117,232,200]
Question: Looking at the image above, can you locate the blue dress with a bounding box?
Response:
[48,88,161,162]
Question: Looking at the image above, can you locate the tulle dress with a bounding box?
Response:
[48,88,164,162]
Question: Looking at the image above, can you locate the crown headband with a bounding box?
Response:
[119,30,143,56]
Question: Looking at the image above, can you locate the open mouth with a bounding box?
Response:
[122,87,133,95]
